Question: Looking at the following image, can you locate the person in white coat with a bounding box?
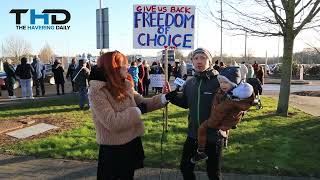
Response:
[239,61,248,81]
[230,60,239,67]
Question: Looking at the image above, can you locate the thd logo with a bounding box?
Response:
[10,9,71,30]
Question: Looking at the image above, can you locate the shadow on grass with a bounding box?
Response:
[242,112,278,122]
[144,107,320,176]
[168,110,189,120]
[11,137,99,161]
[0,96,80,118]
[145,110,188,122]
[0,107,81,118]
[224,116,320,177]
[0,96,78,111]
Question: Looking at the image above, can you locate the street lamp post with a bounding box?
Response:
[220,0,223,62]
[244,31,247,62]
[99,0,103,54]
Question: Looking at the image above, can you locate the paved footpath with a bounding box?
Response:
[0,155,319,180]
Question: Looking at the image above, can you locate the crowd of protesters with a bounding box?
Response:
[1,56,91,107]
[0,49,269,180]
[1,55,265,104]
[211,59,265,85]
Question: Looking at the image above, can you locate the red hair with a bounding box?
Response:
[98,51,133,102]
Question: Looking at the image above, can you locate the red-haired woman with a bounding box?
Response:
[89,51,170,180]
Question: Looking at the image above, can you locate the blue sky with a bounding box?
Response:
[0,0,317,58]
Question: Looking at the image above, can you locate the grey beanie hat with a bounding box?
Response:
[192,48,213,63]
[217,67,241,87]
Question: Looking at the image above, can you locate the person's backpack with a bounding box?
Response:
[246,78,263,109]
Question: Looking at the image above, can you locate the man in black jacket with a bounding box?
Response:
[66,58,77,92]
[73,59,90,109]
[3,59,16,99]
[31,56,46,96]
[165,48,224,180]
[15,57,34,99]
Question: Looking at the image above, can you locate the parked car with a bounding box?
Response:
[186,63,194,76]
[0,71,20,90]
[0,63,54,90]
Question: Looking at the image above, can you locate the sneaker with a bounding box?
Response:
[10,96,16,99]
[191,150,208,163]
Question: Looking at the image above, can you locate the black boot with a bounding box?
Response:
[191,149,208,163]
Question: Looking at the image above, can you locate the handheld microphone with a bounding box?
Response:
[173,77,186,91]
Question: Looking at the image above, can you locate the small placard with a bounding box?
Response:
[150,74,165,87]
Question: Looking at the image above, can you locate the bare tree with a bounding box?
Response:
[203,0,320,116]
[39,43,54,63]
[241,48,256,63]
[303,29,320,55]
[2,36,32,64]
[247,48,256,64]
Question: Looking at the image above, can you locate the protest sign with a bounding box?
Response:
[133,5,195,49]
[149,74,165,87]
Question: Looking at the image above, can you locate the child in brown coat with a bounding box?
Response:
[191,67,255,163]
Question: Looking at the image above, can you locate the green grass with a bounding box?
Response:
[0,96,319,177]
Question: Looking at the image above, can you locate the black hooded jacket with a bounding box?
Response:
[89,65,106,82]
[169,69,221,142]
[15,58,34,79]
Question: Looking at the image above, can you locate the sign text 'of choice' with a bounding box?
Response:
[133,5,195,49]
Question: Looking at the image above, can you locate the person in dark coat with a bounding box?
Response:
[213,60,220,72]
[219,62,226,71]
[3,59,16,98]
[252,61,259,75]
[66,58,77,92]
[31,56,46,96]
[52,59,65,95]
[73,59,90,109]
[167,63,172,81]
[142,60,150,96]
[137,58,145,95]
[173,61,181,78]
[15,57,34,99]
[164,48,224,180]
[256,66,265,85]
